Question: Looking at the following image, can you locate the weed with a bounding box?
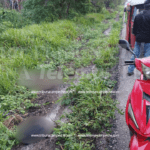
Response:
[0,4,124,150]
[54,72,122,148]
[0,122,18,150]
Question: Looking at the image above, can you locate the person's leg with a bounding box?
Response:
[128,42,141,73]
[139,42,145,58]
[10,0,12,9]
[15,2,17,9]
[144,43,150,57]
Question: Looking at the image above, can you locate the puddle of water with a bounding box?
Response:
[47,104,61,121]
[21,145,34,150]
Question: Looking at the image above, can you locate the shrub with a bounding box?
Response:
[0,8,33,33]
[0,20,77,49]
[22,0,92,23]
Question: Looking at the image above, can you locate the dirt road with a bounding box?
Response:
[115,12,141,150]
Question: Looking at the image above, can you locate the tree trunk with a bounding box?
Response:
[66,3,70,16]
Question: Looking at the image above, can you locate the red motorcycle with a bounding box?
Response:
[119,39,150,150]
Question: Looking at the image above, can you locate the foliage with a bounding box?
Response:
[54,72,123,149]
[21,0,124,23]
[0,122,18,150]
[94,12,123,69]
[104,0,123,8]
[0,86,38,150]
[0,8,118,96]
[22,0,92,23]
[0,4,124,150]
[53,5,124,149]
[0,8,33,34]
[0,0,5,8]
[0,85,38,115]
[0,20,77,49]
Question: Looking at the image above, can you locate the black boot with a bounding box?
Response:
[127,72,134,76]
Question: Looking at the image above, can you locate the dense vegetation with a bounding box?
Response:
[21,0,123,23]
[1,0,123,23]
[53,6,124,149]
[0,0,124,149]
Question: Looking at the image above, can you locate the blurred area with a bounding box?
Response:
[17,68,64,91]
[15,116,54,144]
[1,0,24,11]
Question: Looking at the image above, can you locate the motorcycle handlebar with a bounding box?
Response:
[124,60,135,65]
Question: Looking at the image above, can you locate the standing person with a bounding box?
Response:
[14,0,18,10]
[127,0,150,76]
[9,0,12,9]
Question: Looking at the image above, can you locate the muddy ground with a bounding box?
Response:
[11,64,97,150]
[11,11,127,150]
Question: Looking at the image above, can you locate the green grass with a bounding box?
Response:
[0,20,77,49]
[0,122,18,150]
[0,5,124,150]
[54,72,123,150]
[0,9,33,33]
[53,5,124,150]
[0,6,122,95]
[0,85,39,150]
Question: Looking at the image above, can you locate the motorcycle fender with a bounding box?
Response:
[126,93,131,125]
[129,134,138,150]
[129,134,150,150]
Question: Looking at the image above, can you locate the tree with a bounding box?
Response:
[21,0,92,23]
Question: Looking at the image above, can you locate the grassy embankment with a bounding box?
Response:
[0,5,124,150]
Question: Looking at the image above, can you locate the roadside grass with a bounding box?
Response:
[0,5,124,150]
[54,6,124,150]
[0,20,77,49]
[0,6,122,96]
[54,71,121,150]
[125,11,127,23]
